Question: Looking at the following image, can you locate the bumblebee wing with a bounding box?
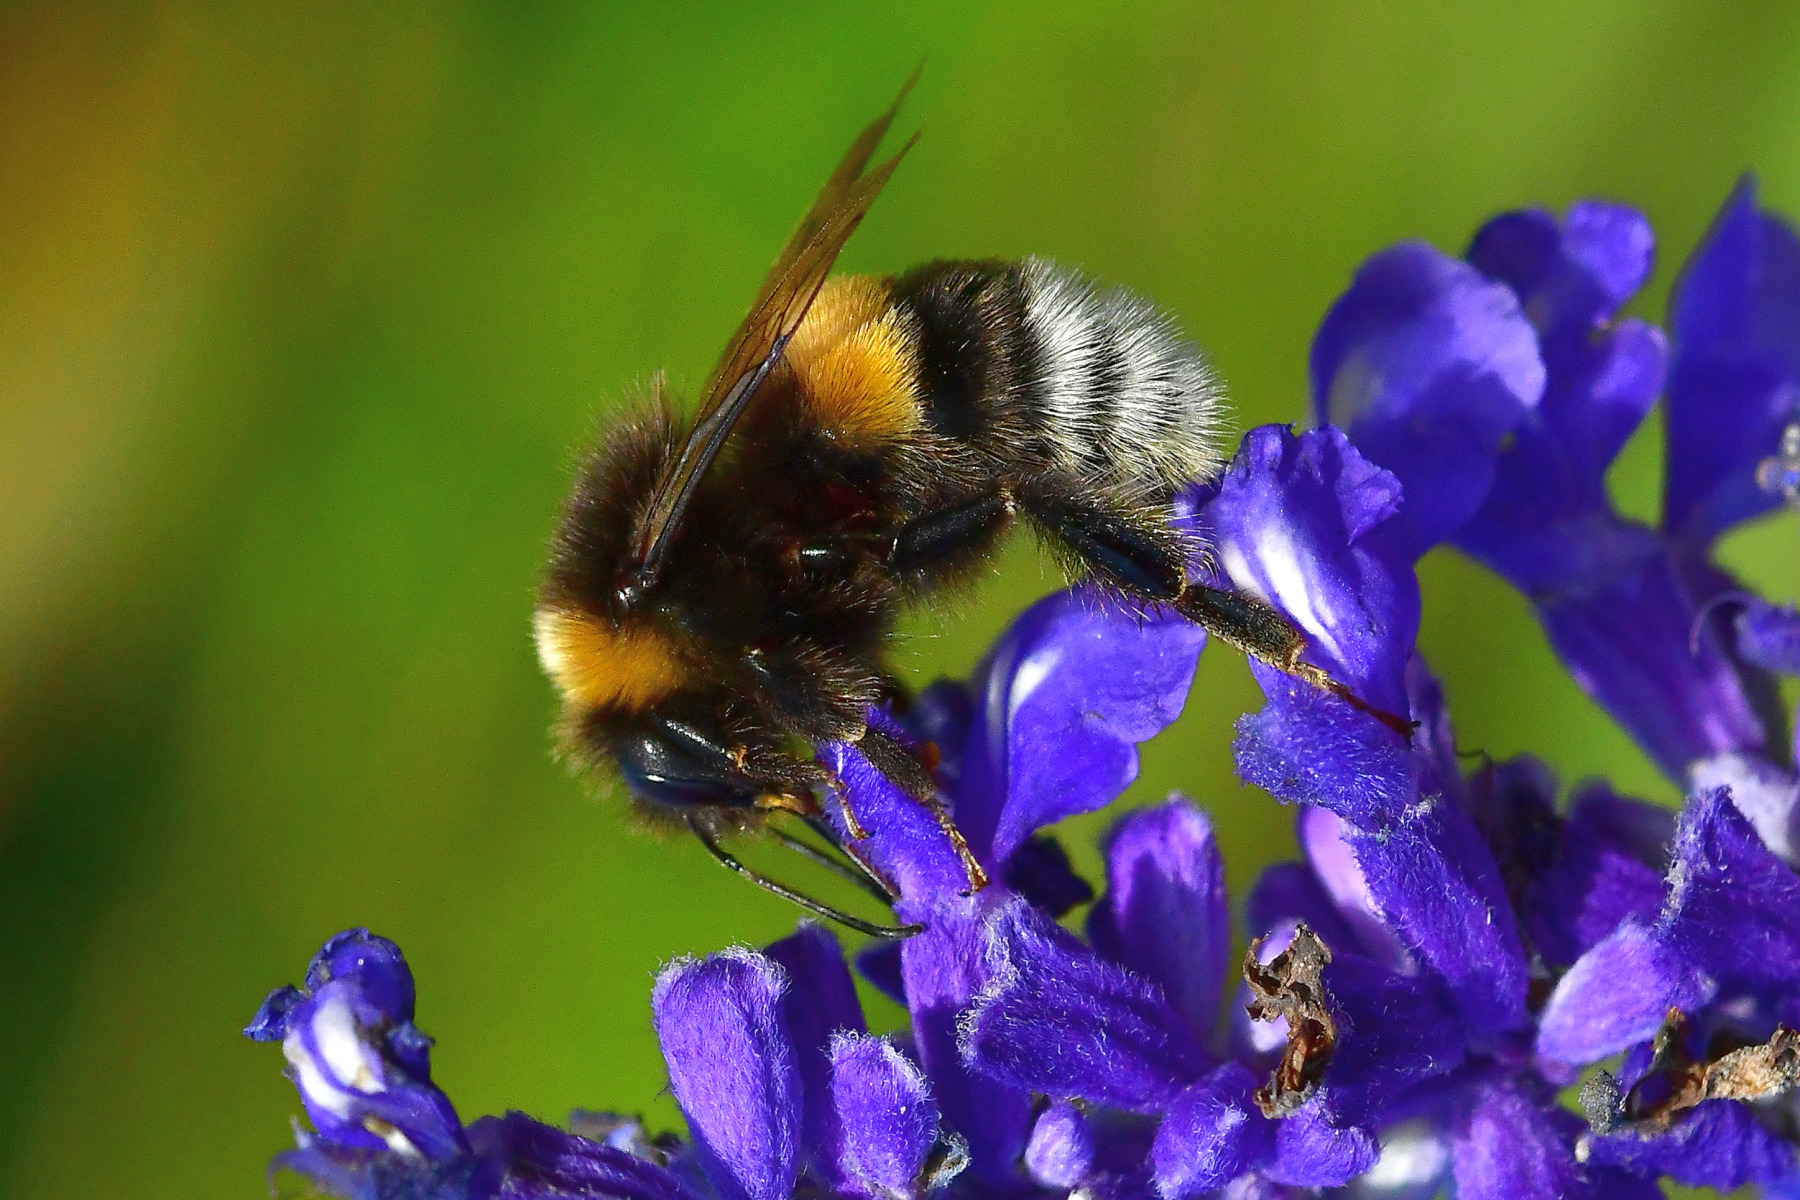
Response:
[711,66,919,404]
[627,76,918,588]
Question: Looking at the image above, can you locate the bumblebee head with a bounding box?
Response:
[535,391,692,726]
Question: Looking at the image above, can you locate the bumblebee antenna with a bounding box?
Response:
[800,813,903,901]
[767,821,899,905]
[687,816,922,939]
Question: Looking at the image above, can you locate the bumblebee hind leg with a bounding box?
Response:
[1016,485,1414,738]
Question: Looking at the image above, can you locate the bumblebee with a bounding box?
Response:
[535,81,1394,934]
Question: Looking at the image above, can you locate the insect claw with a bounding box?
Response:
[1283,660,1417,741]
[840,794,872,841]
[815,762,873,840]
[755,791,822,818]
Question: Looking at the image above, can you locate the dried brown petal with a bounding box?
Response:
[1243,923,1336,1117]
[1584,1009,1800,1137]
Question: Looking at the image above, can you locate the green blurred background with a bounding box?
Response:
[3,3,1799,1197]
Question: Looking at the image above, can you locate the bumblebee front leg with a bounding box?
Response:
[1017,486,1414,738]
[858,725,989,894]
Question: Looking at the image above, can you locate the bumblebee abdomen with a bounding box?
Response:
[1016,257,1226,501]
[888,258,1225,501]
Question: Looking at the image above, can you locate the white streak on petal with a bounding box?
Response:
[1223,525,1347,669]
[1009,646,1063,713]
[1354,1118,1449,1193]
[313,993,385,1094]
[286,1040,352,1118]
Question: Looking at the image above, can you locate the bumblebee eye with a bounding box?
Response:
[612,726,756,810]
[614,577,647,611]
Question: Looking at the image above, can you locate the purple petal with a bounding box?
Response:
[1536,542,1768,779]
[962,898,1205,1111]
[1453,324,1667,592]
[1296,806,1412,970]
[1089,798,1231,1042]
[1464,754,1560,895]
[1736,598,1800,674]
[302,928,417,1021]
[1404,653,1464,801]
[1312,241,1545,557]
[1535,921,1715,1064]
[1449,1079,1655,1200]
[1231,675,1418,826]
[819,727,970,908]
[1024,1102,1096,1190]
[1263,1106,1378,1188]
[856,942,906,1008]
[1467,202,1655,346]
[1342,800,1529,1035]
[468,1112,698,1200]
[1149,1063,1273,1198]
[1558,202,1658,317]
[828,1033,941,1200]
[1355,1120,1451,1199]
[956,588,1206,867]
[1524,784,1669,968]
[1563,782,1677,864]
[652,950,801,1200]
[764,924,866,1175]
[1243,862,1360,954]
[1202,424,1419,717]
[1663,785,1800,992]
[1001,835,1094,918]
[1313,951,1467,1128]
[898,903,1034,1187]
[764,924,864,1045]
[244,984,303,1043]
[1583,1099,1798,1189]
[1665,175,1800,546]
[898,680,975,792]
[1689,752,1799,864]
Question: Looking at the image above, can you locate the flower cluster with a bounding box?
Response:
[248,179,1800,1199]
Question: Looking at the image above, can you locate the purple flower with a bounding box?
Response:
[1312,188,1795,779]
[1535,786,1800,1189]
[249,924,966,1200]
[653,926,967,1200]
[1664,177,1800,548]
[244,928,469,1164]
[245,930,702,1200]
[250,179,1800,1200]
[1311,239,1545,562]
[1259,180,1800,1192]
[815,585,1206,1186]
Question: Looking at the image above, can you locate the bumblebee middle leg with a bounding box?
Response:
[887,489,1017,583]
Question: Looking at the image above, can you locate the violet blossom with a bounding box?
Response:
[248,179,1800,1199]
